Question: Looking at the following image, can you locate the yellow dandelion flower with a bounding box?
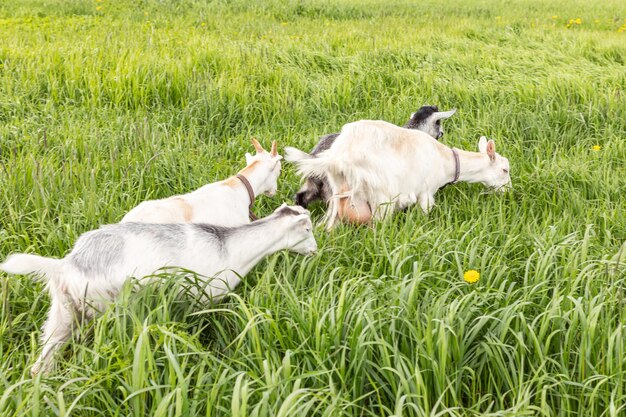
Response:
[551,15,558,19]
[96,6,102,11]
[594,19,599,23]
[592,145,601,151]
[463,270,480,284]
[496,16,502,20]
[575,18,582,24]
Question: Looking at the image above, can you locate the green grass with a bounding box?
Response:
[1,0,625,415]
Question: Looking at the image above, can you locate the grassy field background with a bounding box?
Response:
[1,0,625,415]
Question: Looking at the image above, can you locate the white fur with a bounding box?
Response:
[122,140,282,226]
[286,120,511,229]
[1,205,316,375]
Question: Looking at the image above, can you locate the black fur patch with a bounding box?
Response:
[404,105,439,129]
[276,206,302,217]
[295,177,325,208]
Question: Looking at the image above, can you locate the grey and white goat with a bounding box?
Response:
[293,105,456,208]
[1,205,317,375]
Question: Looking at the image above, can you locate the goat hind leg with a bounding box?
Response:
[325,198,340,230]
[31,296,76,376]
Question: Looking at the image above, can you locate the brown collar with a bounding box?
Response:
[441,148,460,189]
[451,148,460,184]
[236,174,258,221]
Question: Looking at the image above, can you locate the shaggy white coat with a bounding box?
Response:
[286,120,511,228]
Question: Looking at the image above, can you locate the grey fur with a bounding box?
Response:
[310,133,340,155]
[192,223,233,242]
[294,105,456,208]
[69,223,187,275]
[68,230,125,275]
[118,223,186,249]
[67,209,303,277]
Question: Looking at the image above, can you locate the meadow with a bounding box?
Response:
[0,0,625,415]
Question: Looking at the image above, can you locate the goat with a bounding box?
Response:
[294,106,456,208]
[122,138,282,226]
[0,205,316,375]
[286,120,511,229]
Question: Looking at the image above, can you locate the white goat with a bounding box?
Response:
[122,138,282,226]
[286,120,511,229]
[1,205,317,375]
[294,105,456,208]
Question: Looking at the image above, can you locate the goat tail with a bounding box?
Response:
[286,144,365,193]
[284,146,333,179]
[284,147,313,163]
[0,253,63,282]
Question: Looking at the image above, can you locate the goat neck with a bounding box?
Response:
[235,160,271,197]
[222,214,289,276]
[443,147,492,186]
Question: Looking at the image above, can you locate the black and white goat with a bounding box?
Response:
[293,106,456,208]
[1,205,316,375]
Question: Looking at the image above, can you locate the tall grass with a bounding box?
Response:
[0,0,625,415]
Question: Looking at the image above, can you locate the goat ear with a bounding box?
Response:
[295,214,311,228]
[245,152,254,165]
[486,140,496,162]
[270,141,278,157]
[433,109,456,120]
[251,137,265,154]
[478,136,488,153]
[273,202,288,214]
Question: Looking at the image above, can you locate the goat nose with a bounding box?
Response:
[295,192,308,208]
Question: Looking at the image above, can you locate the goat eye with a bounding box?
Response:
[502,168,509,174]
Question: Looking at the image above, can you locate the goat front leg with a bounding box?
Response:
[324,175,348,231]
[417,193,435,214]
[325,197,340,231]
[32,296,75,376]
